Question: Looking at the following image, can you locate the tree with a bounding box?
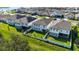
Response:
[0,33,30,51]
[8,34,30,51]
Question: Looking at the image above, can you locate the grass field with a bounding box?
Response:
[0,22,70,51]
[0,22,17,41]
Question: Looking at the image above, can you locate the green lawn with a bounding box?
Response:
[0,22,16,32]
[78,27,79,38]
[0,22,70,51]
[0,22,18,41]
[27,30,45,38]
[47,36,70,46]
[73,27,79,51]
[27,36,69,51]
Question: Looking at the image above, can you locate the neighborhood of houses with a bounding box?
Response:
[0,13,71,39]
[0,7,79,50]
[0,7,76,40]
[16,7,79,20]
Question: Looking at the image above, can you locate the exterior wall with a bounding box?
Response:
[49,32,59,37]
[15,23,22,29]
[32,24,47,32]
[49,28,70,37]
[49,28,59,34]
[59,29,70,35]
[49,28,59,37]
[64,14,74,19]
[22,23,27,27]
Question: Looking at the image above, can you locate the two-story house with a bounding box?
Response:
[49,20,71,38]
[32,18,52,32]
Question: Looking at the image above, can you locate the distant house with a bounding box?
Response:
[49,20,71,38]
[75,13,79,20]
[32,18,52,32]
[0,14,10,20]
[64,13,74,19]
[51,10,64,18]
[5,14,17,25]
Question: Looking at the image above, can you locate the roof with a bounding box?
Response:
[16,16,36,24]
[75,13,79,17]
[64,13,74,17]
[0,14,10,19]
[33,18,52,26]
[50,20,71,30]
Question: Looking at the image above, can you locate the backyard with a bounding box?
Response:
[77,27,79,42]
[0,22,70,51]
[26,29,71,47]
[46,35,70,46]
[27,30,46,38]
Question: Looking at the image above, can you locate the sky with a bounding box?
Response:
[0,0,79,11]
[0,0,79,7]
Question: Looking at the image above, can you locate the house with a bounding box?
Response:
[64,13,75,19]
[75,13,79,20]
[32,18,52,32]
[4,14,17,25]
[51,10,64,18]
[49,20,71,38]
[2,14,36,27]
[0,14,11,20]
[14,16,37,29]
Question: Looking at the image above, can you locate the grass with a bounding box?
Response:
[0,22,25,40]
[77,27,79,38]
[0,22,70,51]
[27,36,69,51]
[27,30,45,38]
[0,22,16,32]
[73,26,79,51]
[47,36,70,46]
[0,22,18,41]
[68,20,79,26]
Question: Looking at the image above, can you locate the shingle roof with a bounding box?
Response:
[33,18,52,25]
[51,20,71,30]
[0,14,10,19]
[16,17,36,24]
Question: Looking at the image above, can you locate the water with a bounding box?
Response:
[0,7,19,11]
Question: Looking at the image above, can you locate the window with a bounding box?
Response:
[50,28,52,30]
[43,25,45,28]
[56,29,58,31]
[66,30,69,33]
[53,28,55,31]
[60,29,62,32]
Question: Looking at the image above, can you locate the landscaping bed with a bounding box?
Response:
[46,35,70,46]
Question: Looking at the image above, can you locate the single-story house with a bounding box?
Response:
[31,18,52,32]
[49,20,71,38]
